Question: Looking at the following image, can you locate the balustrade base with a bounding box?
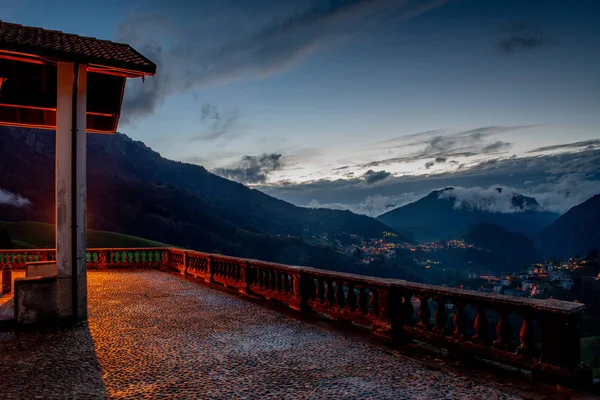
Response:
[372,319,392,340]
[531,360,593,389]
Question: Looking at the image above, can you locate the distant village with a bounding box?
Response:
[462,258,598,299]
[307,231,599,300]
[325,231,476,264]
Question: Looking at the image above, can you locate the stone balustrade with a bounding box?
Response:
[0,249,55,268]
[0,247,591,386]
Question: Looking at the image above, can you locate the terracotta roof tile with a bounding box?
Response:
[0,20,156,75]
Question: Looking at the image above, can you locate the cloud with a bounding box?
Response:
[116,0,448,122]
[189,103,239,141]
[213,153,283,184]
[307,193,421,217]
[363,169,391,184]
[426,156,447,169]
[526,139,600,154]
[0,188,30,207]
[362,125,527,168]
[481,141,512,153]
[518,173,600,213]
[438,186,540,213]
[259,149,600,215]
[498,22,545,54]
[377,129,444,145]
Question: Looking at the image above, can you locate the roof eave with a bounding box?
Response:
[0,41,156,76]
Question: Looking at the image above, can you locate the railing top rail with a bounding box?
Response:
[392,280,585,314]
[299,266,395,286]
[0,248,54,252]
[86,247,170,252]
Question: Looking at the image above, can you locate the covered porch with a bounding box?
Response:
[0,20,156,325]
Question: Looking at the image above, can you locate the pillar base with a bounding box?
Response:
[14,274,87,328]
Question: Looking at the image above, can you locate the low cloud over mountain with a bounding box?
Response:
[0,188,30,207]
[214,153,284,184]
[438,186,540,213]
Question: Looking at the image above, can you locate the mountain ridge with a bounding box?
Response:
[535,193,600,259]
[377,187,559,242]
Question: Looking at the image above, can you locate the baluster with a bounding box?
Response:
[275,270,281,292]
[263,269,269,288]
[261,269,268,288]
[453,301,466,339]
[271,269,278,290]
[326,279,335,306]
[517,310,534,356]
[374,287,390,325]
[309,277,318,301]
[367,289,377,317]
[400,293,414,325]
[270,268,277,290]
[493,309,512,349]
[317,278,326,304]
[255,268,261,287]
[282,271,288,292]
[99,250,107,268]
[417,295,431,329]
[258,267,265,287]
[347,282,357,312]
[356,285,367,315]
[471,304,489,344]
[335,280,345,309]
[283,272,290,293]
[434,296,448,333]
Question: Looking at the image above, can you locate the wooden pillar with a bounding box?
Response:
[56,62,87,322]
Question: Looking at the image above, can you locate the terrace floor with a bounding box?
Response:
[0,270,586,399]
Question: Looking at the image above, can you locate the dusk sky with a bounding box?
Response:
[4,0,600,215]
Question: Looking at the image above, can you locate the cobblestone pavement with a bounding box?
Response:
[0,270,527,399]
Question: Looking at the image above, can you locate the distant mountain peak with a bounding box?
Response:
[436,186,541,213]
[377,185,559,242]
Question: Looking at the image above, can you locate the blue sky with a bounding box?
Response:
[5,0,600,214]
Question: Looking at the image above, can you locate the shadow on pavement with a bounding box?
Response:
[0,323,106,399]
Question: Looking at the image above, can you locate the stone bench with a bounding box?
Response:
[14,276,58,326]
[14,262,59,327]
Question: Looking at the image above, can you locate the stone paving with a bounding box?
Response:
[0,270,535,399]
